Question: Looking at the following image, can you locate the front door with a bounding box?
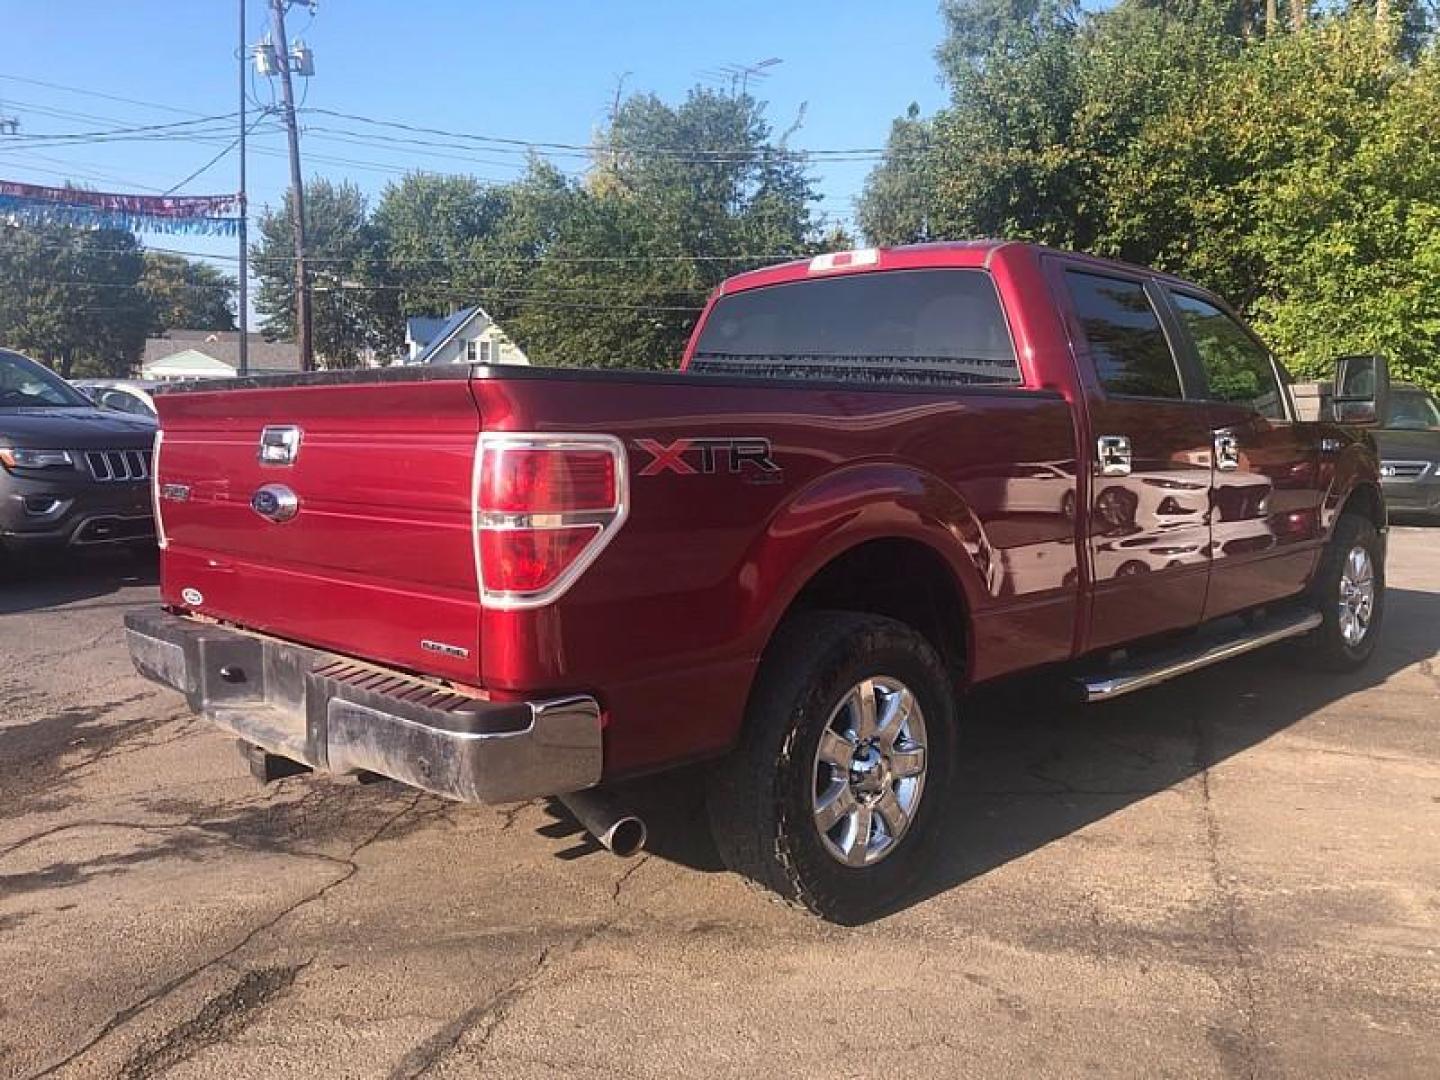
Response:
[1160,289,1323,618]
[1056,266,1215,653]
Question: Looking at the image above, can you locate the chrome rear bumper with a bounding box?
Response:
[124,608,602,803]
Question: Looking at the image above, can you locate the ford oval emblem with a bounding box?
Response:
[181,587,204,606]
[251,483,300,523]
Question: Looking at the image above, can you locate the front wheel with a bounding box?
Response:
[1304,513,1385,671]
[706,611,955,923]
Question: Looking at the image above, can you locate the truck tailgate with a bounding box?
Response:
[154,375,483,681]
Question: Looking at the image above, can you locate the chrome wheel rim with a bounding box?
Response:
[1338,544,1376,647]
[811,677,928,867]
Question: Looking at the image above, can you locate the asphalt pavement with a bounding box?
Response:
[1,529,1436,1079]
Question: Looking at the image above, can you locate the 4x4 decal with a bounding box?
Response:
[635,437,781,477]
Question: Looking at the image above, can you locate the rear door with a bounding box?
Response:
[1159,288,1323,618]
[1054,265,1215,652]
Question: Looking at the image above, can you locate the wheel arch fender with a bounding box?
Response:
[733,461,990,671]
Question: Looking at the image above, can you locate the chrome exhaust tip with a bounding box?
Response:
[558,789,647,857]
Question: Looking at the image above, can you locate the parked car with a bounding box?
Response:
[124,242,1387,922]
[1374,382,1440,520]
[0,349,157,555]
[72,379,160,418]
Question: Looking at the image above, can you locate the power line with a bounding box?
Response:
[0,73,211,118]
[2,97,464,183]
[7,233,819,268]
[17,276,705,312]
[301,106,896,161]
[164,113,270,195]
[0,149,172,192]
[6,113,242,142]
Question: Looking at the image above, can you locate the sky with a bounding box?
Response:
[0,1,951,314]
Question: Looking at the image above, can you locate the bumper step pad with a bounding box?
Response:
[124,607,603,804]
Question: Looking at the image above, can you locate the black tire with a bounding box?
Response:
[706,611,956,923]
[1304,513,1385,671]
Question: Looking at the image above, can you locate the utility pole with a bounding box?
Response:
[268,0,312,370]
[237,0,249,375]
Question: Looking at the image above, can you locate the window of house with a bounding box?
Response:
[464,340,479,363]
[1064,271,1182,399]
[1167,292,1284,419]
[478,339,494,365]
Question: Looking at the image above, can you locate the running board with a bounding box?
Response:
[1073,609,1322,703]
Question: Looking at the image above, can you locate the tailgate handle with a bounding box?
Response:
[258,426,303,466]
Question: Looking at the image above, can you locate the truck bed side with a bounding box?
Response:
[467,368,1079,774]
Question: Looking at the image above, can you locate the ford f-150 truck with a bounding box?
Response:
[125,242,1388,922]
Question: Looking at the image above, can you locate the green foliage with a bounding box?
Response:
[509,89,824,370]
[140,252,235,332]
[361,89,833,370]
[253,178,393,367]
[858,105,938,244]
[861,3,1440,395]
[0,223,150,377]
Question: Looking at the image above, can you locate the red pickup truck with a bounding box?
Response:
[126,241,1388,922]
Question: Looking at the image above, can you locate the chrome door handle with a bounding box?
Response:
[1214,433,1241,471]
[1097,435,1131,477]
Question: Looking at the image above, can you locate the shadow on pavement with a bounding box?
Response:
[608,586,1440,922]
[0,547,157,615]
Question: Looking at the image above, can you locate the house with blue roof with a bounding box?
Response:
[403,306,529,366]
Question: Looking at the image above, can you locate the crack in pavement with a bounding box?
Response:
[116,962,309,1080]
[26,792,425,1080]
[1192,713,1264,1080]
[387,945,553,1080]
[53,714,200,781]
[387,908,627,1080]
[497,800,537,833]
[610,853,652,905]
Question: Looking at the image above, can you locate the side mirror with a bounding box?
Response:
[1331,354,1389,425]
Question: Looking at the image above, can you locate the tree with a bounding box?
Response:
[140,252,235,332]
[360,88,838,370]
[858,106,937,245]
[505,89,828,369]
[0,223,150,377]
[860,2,1440,393]
[253,179,391,367]
[370,172,515,318]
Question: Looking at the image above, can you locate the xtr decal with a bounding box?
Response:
[635,437,781,478]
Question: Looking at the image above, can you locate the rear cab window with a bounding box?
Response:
[690,268,1021,387]
[1062,270,1183,399]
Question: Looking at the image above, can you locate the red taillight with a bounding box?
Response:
[479,527,600,593]
[474,435,628,609]
[480,448,616,513]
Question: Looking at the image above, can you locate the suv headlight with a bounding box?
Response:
[0,448,75,471]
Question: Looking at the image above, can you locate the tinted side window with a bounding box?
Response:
[1388,389,1440,430]
[691,269,1020,387]
[1168,293,1283,419]
[1064,271,1182,399]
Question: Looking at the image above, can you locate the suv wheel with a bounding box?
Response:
[706,611,955,923]
[1305,513,1385,671]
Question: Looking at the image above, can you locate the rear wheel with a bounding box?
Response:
[706,611,955,923]
[1304,513,1384,671]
